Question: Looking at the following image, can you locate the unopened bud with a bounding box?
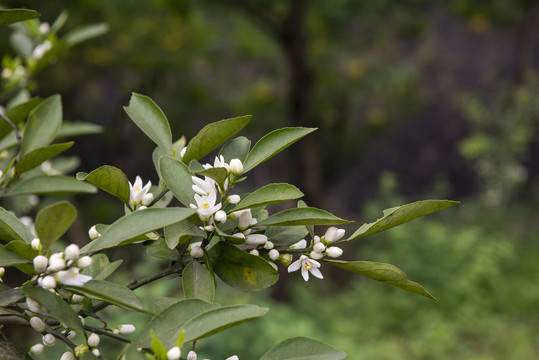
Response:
[31,238,41,250]
[280,253,293,266]
[0,267,4,277]
[264,241,274,250]
[26,297,41,312]
[227,194,241,204]
[225,356,239,360]
[289,239,307,249]
[187,351,197,360]
[30,317,45,333]
[269,262,278,271]
[92,349,100,357]
[268,249,280,260]
[30,343,44,355]
[229,158,243,175]
[64,244,80,261]
[60,351,75,360]
[167,346,181,360]
[249,249,259,256]
[77,256,92,268]
[214,210,227,223]
[88,225,100,240]
[190,247,204,258]
[180,147,187,159]
[313,242,326,253]
[309,251,324,260]
[72,294,84,303]
[118,324,136,335]
[326,246,343,258]
[87,333,100,347]
[245,234,267,245]
[42,333,56,346]
[66,330,76,339]
[142,193,154,206]
[47,254,66,272]
[40,275,56,289]
[33,255,48,273]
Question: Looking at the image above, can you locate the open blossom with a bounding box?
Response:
[192,176,216,196]
[190,190,222,220]
[56,268,92,286]
[231,209,257,230]
[288,255,323,281]
[129,176,152,206]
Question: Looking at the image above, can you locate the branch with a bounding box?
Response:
[0,110,22,162]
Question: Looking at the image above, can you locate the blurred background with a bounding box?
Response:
[1,0,538,359]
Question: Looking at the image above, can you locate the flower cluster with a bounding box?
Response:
[129,176,154,210]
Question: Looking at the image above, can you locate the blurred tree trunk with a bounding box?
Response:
[514,2,539,83]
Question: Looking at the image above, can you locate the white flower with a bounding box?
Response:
[167,346,181,360]
[232,233,246,241]
[118,324,136,334]
[289,239,307,249]
[313,242,326,253]
[60,351,75,360]
[229,158,243,175]
[64,244,80,261]
[72,294,84,303]
[77,256,93,268]
[33,40,52,59]
[192,176,216,196]
[30,317,45,332]
[323,227,346,243]
[42,333,56,346]
[142,193,154,206]
[245,234,267,245]
[190,242,204,258]
[40,275,56,289]
[47,253,66,272]
[88,225,100,240]
[309,251,324,260]
[214,210,227,223]
[129,176,152,205]
[264,241,274,250]
[29,343,44,354]
[326,246,343,258]
[33,255,48,273]
[249,249,259,256]
[288,255,323,281]
[92,348,100,357]
[56,268,92,286]
[187,351,197,360]
[226,356,239,360]
[190,191,222,220]
[313,235,321,243]
[88,333,100,347]
[31,238,41,250]
[26,297,41,312]
[227,194,241,204]
[268,249,280,260]
[231,209,256,230]
[213,155,229,171]
[39,22,50,34]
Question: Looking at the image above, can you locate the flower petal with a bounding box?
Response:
[309,267,324,279]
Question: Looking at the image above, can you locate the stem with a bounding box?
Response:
[0,110,22,162]
[84,325,131,344]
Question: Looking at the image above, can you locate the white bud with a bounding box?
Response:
[227,194,241,204]
[214,210,227,223]
[264,241,274,250]
[232,233,245,241]
[249,249,259,256]
[33,255,48,273]
[167,346,181,360]
[191,247,204,258]
[40,276,56,289]
[88,225,100,240]
[118,324,136,335]
[88,333,100,347]
[79,316,86,325]
[313,235,321,243]
[180,147,187,159]
[77,256,92,268]
[245,234,267,245]
[39,22,50,34]
[324,227,345,243]
[31,238,41,250]
[268,249,280,260]
[30,343,44,354]
[289,239,307,249]
[72,294,84,303]
[137,205,148,211]
[92,349,101,357]
[142,193,154,206]
[187,351,197,360]
[66,330,76,339]
[309,251,324,260]
[225,356,239,360]
[61,351,75,360]
[313,242,326,253]
[30,317,45,332]
[42,333,56,346]
[229,158,243,175]
[47,254,66,272]
[326,246,343,258]
[64,244,80,261]
[26,297,41,312]
[203,224,215,231]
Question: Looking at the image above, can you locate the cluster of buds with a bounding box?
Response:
[129,176,154,210]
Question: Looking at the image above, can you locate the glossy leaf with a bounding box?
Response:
[345,200,460,242]
[264,226,309,247]
[66,279,147,312]
[93,260,122,281]
[0,287,23,307]
[259,337,347,360]
[0,207,34,243]
[219,136,251,163]
[56,121,103,138]
[0,245,27,267]
[182,115,251,164]
[81,207,196,253]
[257,207,351,227]
[183,304,268,342]
[243,127,316,173]
[35,201,77,250]
[159,156,195,207]
[22,286,83,330]
[21,95,62,155]
[0,97,41,140]
[325,260,437,301]
[164,219,205,249]
[64,23,109,46]
[124,93,172,154]
[15,141,73,174]
[146,238,180,261]
[76,165,130,203]
[232,183,303,212]
[6,175,97,197]
[182,260,215,303]
[0,9,40,26]
[209,241,278,291]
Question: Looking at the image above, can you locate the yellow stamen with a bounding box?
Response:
[201,201,210,209]
[302,262,311,271]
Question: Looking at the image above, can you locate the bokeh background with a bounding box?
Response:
[1,1,539,359]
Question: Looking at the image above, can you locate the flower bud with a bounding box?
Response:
[313,242,326,253]
[88,225,100,240]
[280,253,293,266]
[245,234,267,245]
[214,210,227,223]
[323,227,345,243]
[30,317,45,333]
[40,276,56,289]
[180,147,187,159]
[33,255,48,273]
[309,251,324,260]
[137,205,148,211]
[232,233,245,241]
[187,351,197,360]
[0,267,4,277]
[191,246,204,258]
[26,297,41,312]
[313,235,321,243]
[226,355,239,360]
[30,343,44,355]
[79,316,86,325]
[64,244,80,261]
[167,346,181,360]
[77,256,92,268]
[87,333,100,347]
[326,246,343,258]
[264,241,274,250]
[118,324,136,335]
[31,238,41,250]
[74,344,89,358]
[229,158,243,175]
[289,239,307,249]
[227,194,241,204]
[72,294,84,303]
[42,333,56,346]
[249,249,259,256]
[61,351,75,360]
[142,193,154,206]
[268,249,280,260]
[66,330,76,339]
[92,349,101,357]
[48,255,66,272]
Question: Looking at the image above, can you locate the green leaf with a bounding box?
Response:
[0,9,40,26]
[243,127,316,173]
[151,330,167,360]
[64,23,109,46]
[94,260,122,281]
[146,238,180,261]
[0,287,23,306]
[124,93,173,154]
[131,299,218,349]
[182,115,251,164]
[15,141,73,174]
[325,260,437,301]
[209,241,278,291]
[259,337,347,360]
[0,245,28,267]
[22,286,83,330]
[65,279,147,313]
[76,165,130,203]
[0,207,34,243]
[0,97,41,140]
[159,156,195,207]
[183,304,268,342]
[257,207,351,227]
[56,121,103,138]
[218,136,251,163]
[34,201,77,250]
[264,226,309,247]
[182,260,215,303]
[6,175,97,197]
[81,207,196,253]
[232,183,303,212]
[164,219,205,249]
[189,160,228,184]
[345,200,460,242]
[21,95,62,156]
